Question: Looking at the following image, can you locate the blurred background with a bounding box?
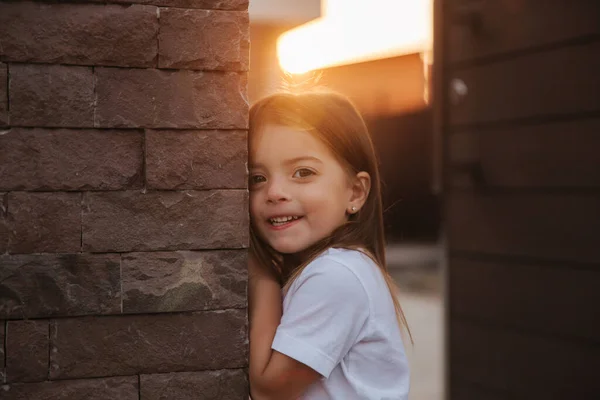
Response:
[248,1,600,398]
[248,1,443,399]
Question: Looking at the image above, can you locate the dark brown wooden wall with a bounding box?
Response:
[437,0,600,398]
[0,1,249,399]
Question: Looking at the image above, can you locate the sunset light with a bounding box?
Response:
[277,0,432,74]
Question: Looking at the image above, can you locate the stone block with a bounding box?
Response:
[0,63,7,126]
[0,193,7,253]
[0,128,143,191]
[159,9,249,71]
[146,130,247,189]
[95,68,248,129]
[7,192,81,254]
[49,309,247,379]
[122,250,246,313]
[82,190,248,252]
[86,0,248,10]
[140,369,248,400]
[0,253,121,319]
[1,376,138,399]
[5,320,48,383]
[0,3,158,67]
[10,65,94,128]
[0,320,4,367]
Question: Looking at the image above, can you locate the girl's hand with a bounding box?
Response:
[248,252,278,284]
[248,252,279,318]
[248,252,319,400]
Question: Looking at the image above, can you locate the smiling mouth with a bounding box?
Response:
[268,215,303,227]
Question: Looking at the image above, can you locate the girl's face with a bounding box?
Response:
[249,124,354,254]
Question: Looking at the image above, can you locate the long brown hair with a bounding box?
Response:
[249,89,412,343]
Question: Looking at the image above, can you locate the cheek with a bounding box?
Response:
[249,192,262,221]
[303,189,347,220]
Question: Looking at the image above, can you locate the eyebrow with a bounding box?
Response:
[250,156,323,169]
[284,156,323,165]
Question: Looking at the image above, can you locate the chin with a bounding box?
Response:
[269,239,310,255]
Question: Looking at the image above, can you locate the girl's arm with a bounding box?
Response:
[248,254,320,400]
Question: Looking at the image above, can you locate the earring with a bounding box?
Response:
[351,206,357,213]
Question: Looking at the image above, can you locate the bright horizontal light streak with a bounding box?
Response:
[278,0,432,74]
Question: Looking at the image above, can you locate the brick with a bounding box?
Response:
[87,0,248,10]
[7,192,81,254]
[1,376,138,400]
[146,130,247,190]
[5,320,48,383]
[0,3,158,68]
[0,128,144,191]
[0,193,7,253]
[0,254,121,319]
[0,63,7,126]
[140,369,248,400]
[82,190,248,252]
[1,320,4,367]
[49,309,247,379]
[122,250,246,313]
[159,9,249,71]
[95,68,248,129]
[10,64,94,128]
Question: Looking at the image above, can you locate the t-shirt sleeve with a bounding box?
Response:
[271,256,370,378]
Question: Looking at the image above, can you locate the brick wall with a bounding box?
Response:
[0,1,249,398]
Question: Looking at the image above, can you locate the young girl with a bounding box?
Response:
[248,90,411,400]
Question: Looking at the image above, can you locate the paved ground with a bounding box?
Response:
[388,242,445,400]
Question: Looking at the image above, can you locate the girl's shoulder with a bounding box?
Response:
[308,247,378,277]
[285,247,373,315]
[303,247,391,304]
[299,247,370,279]
[293,247,381,299]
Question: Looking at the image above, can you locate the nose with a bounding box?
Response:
[266,176,291,203]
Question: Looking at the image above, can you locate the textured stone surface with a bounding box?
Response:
[6,320,48,383]
[87,0,248,9]
[82,190,248,252]
[0,128,144,191]
[140,369,248,400]
[0,3,158,67]
[0,254,121,319]
[10,64,94,127]
[95,68,248,129]
[1,320,5,367]
[159,9,249,71]
[1,376,138,400]
[0,193,7,254]
[7,192,81,254]
[49,309,247,379]
[0,63,7,126]
[122,250,246,313]
[146,130,247,189]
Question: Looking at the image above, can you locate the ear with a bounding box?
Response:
[347,171,371,215]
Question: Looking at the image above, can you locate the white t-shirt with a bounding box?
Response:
[271,247,410,400]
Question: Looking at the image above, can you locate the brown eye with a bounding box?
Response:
[293,168,315,178]
[249,174,266,185]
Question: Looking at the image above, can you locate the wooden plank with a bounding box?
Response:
[447,118,600,188]
[450,320,600,399]
[447,40,600,126]
[446,192,600,263]
[449,257,600,342]
[451,380,509,400]
[447,0,600,64]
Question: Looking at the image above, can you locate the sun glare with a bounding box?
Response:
[277,0,432,74]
